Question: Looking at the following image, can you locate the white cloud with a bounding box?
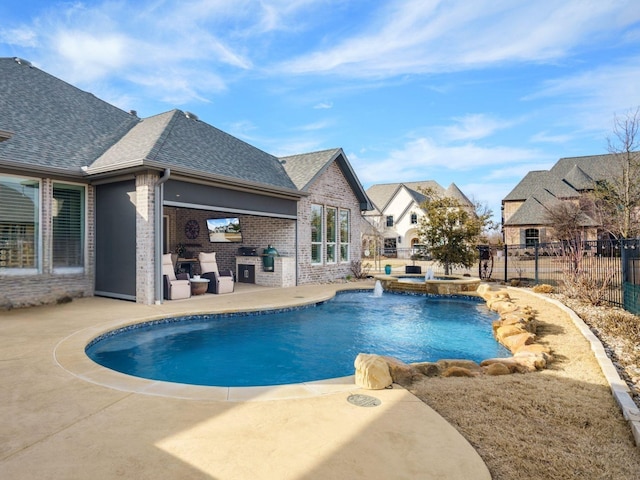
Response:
[280,0,640,77]
[0,26,38,47]
[441,114,515,142]
[55,31,131,81]
[294,120,332,132]
[313,101,333,109]
[530,131,574,144]
[355,135,542,187]
[526,57,640,133]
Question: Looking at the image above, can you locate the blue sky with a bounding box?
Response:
[2,1,640,222]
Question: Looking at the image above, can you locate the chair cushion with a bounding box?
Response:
[161,253,177,281]
[198,252,219,275]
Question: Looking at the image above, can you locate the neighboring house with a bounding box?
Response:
[502,154,614,246]
[0,57,372,307]
[363,181,473,257]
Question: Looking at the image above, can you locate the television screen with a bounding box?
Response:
[206,217,243,243]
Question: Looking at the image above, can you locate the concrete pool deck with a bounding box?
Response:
[0,281,491,479]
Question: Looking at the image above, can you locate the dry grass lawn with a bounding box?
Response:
[410,289,640,480]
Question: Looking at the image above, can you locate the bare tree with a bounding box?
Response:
[593,107,640,238]
[543,199,594,272]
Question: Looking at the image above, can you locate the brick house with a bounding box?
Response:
[0,57,371,307]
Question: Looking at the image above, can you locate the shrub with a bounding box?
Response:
[532,284,554,294]
[560,268,615,306]
[350,260,372,279]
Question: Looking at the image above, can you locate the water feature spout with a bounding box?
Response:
[425,268,434,280]
[373,280,383,297]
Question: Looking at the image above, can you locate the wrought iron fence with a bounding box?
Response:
[484,239,640,312]
[361,239,640,314]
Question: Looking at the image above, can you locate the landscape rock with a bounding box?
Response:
[383,356,420,386]
[436,359,482,372]
[495,324,528,342]
[501,332,536,352]
[442,366,476,377]
[412,362,441,377]
[485,362,512,376]
[354,353,392,389]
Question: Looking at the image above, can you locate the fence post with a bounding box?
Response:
[504,244,508,283]
[534,241,539,284]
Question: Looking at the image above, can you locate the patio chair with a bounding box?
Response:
[199,252,234,294]
[162,253,191,300]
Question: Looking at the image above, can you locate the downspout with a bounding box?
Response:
[155,168,171,304]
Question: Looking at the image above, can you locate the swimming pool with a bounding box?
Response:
[86,291,508,387]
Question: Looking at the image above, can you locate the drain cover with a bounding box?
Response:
[347,394,381,407]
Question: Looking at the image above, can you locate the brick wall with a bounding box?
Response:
[135,172,158,305]
[166,207,296,274]
[297,161,363,284]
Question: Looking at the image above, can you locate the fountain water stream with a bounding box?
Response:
[373,280,383,297]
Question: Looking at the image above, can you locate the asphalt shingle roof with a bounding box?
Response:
[562,164,594,191]
[503,170,579,201]
[91,110,297,190]
[0,57,139,174]
[366,181,444,212]
[503,154,621,227]
[0,57,369,200]
[550,154,620,182]
[279,148,342,190]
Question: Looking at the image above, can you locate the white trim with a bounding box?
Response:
[52,267,84,274]
[0,268,38,276]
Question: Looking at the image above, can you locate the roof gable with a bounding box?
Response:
[280,148,372,210]
[366,180,444,214]
[503,170,579,202]
[550,153,621,182]
[562,164,594,191]
[91,109,297,190]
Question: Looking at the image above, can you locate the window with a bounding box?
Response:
[339,209,350,262]
[386,215,394,227]
[326,207,337,263]
[0,175,39,271]
[53,183,85,269]
[410,213,418,224]
[311,204,323,264]
[525,228,539,248]
[384,237,397,255]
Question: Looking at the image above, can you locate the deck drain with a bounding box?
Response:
[347,394,381,407]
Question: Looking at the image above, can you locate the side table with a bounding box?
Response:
[189,278,210,295]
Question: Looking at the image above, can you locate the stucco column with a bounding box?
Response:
[135,171,159,304]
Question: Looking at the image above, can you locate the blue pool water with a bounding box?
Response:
[86,291,508,387]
